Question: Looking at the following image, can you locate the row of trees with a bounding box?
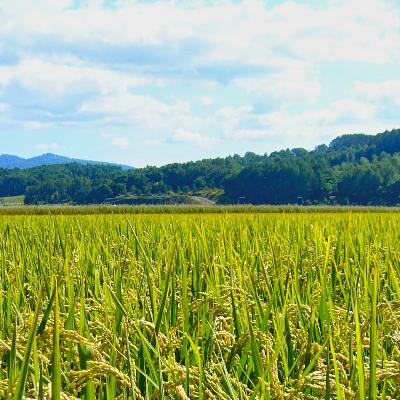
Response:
[1,129,400,205]
[223,151,400,205]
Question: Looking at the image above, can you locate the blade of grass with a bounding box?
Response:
[14,287,42,400]
[51,281,61,400]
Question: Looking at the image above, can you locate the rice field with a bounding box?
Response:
[0,212,400,399]
[1,204,400,216]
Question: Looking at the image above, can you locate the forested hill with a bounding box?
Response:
[2,129,400,206]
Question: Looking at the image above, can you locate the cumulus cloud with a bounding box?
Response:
[0,57,155,96]
[111,136,130,150]
[80,92,196,133]
[215,105,254,134]
[354,80,400,106]
[220,97,385,148]
[233,63,322,105]
[167,130,218,148]
[2,0,399,74]
[36,142,60,151]
[200,96,214,107]
[0,102,8,113]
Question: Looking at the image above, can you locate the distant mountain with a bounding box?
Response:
[0,155,25,169]
[0,153,133,170]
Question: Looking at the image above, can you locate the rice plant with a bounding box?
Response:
[0,212,399,399]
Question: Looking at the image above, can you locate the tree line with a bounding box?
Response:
[2,129,400,205]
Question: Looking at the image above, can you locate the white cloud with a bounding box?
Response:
[21,121,53,129]
[354,80,400,106]
[0,102,9,124]
[231,129,274,140]
[0,57,154,96]
[263,0,400,64]
[234,63,322,105]
[200,96,214,107]
[0,102,8,113]
[1,0,398,67]
[143,139,163,146]
[36,142,60,151]
[82,92,171,116]
[80,92,197,132]
[168,130,218,148]
[215,105,253,134]
[111,136,129,150]
[217,95,384,147]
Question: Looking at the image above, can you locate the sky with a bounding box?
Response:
[0,0,399,167]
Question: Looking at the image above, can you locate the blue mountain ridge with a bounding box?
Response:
[0,153,133,170]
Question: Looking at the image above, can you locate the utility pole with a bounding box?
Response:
[238,196,246,205]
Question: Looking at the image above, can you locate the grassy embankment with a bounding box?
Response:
[0,204,399,215]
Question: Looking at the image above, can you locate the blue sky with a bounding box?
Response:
[0,0,399,167]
